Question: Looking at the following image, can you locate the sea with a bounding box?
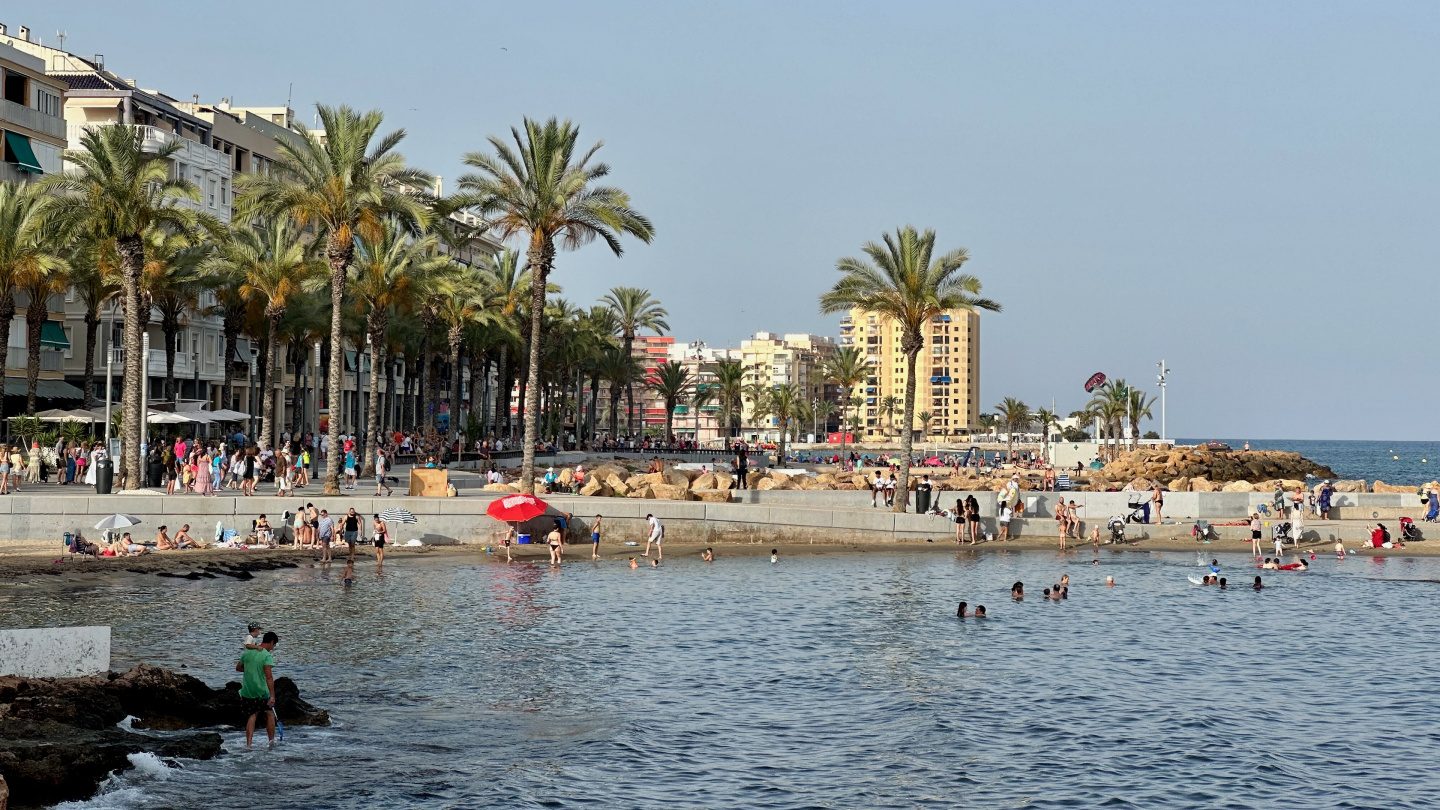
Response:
[15,550,1440,809]
[1179,439,1440,484]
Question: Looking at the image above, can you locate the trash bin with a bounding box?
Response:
[94,458,114,494]
[916,487,931,514]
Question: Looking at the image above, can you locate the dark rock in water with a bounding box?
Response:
[0,664,327,806]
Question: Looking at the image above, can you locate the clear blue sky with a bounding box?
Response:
[16,2,1437,439]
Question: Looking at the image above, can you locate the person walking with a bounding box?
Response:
[643,513,664,561]
[236,631,279,748]
[1318,481,1334,520]
[343,508,361,561]
[374,449,392,496]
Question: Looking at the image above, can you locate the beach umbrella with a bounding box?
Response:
[94,513,142,531]
[377,507,418,524]
[485,493,548,523]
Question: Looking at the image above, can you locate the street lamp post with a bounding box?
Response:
[1156,360,1170,442]
[192,346,200,439]
[248,354,257,444]
[103,300,115,452]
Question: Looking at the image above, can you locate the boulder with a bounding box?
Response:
[692,489,732,503]
[662,468,691,489]
[626,483,655,499]
[1190,477,1215,492]
[482,483,518,493]
[591,465,627,484]
[713,471,735,490]
[791,475,819,490]
[558,468,575,485]
[650,483,691,500]
[815,473,838,486]
[1372,480,1413,494]
[608,476,631,497]
[1169,477,1189,492]
[1129,477,1153,492]
[1333,479,1367,493]
[746,471,765,489]
[692,472,718,490]
[578,478,611,497]
[679,468,704,482]
[642,472,666,487]
[770,472,792,484]
[851,474,870,488]
[836,483,857,490]
[1221,480,1254,493]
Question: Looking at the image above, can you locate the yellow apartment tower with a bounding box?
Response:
[838,308,980,440]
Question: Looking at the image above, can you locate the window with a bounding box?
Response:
[220,177,229,205]
[175,162,188,183]
[208,179,218,207]
[35,88,60,117]
[2,70,26,105]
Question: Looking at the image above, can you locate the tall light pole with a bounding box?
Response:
[103,300,115,453]
[1156,360,1170,443]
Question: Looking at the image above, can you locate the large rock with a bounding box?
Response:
[641,472,666,486]
[1372,480,1414,494]
[815,473,838,486]
[591,465,627,484]
[1190,477,1215,492]
[1169,477,1190,492]
[650,483,691,501]
[579,478,611,497]
[1221,480,1254,493]
[1333,479,1367,493]
[746,471,765,489]
[693,489,732,503]
[482,483,518,493]
[692,472,718,490]
[606,474,630,496]
[558,468,575,485]
[662,468,691,489]
[769,472,791,484]
[626,483,655,499]
[713,471,734,490]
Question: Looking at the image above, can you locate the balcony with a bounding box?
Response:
[0,98,66,141]
[6,346,62,372]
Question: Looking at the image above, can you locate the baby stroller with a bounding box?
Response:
[1272,521,1294,547]
[1124,498,1149,524]
[1401,516,1423,542]
[1107,515,1127,544]
[1192,520,1217,541]
[1425,497,1439,523]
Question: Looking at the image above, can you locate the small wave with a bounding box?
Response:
[51,754,176,809]
[115,715,139,730]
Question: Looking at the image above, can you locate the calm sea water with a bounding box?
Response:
[1181,438,1440,484]
[13,551,1440,809]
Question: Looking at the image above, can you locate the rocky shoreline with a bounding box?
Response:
[0,664,327,807]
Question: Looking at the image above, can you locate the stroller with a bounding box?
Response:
[1401,516,1424,543]
[1192,520,1217,541]
[1124,498,1149,524]
[1272,521,1294,547]
[1107,515,1128,544]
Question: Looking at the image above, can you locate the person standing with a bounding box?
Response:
[1250,512,1263,557]
[373,514,389,569]
[235,631,279,748]
[547,519,565,565]
[965,493,981,544]
[1318,481,1334,520]
[734,445,749,490]
[590,515,603,560]
[643,513,664,560]
[317,509,335,563]
[343,508,361,561]
[1151,483,1164,523]
[374,448,392,497]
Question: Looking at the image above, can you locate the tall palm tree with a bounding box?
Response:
[239,103,433,495]
[822,346,867,456]
[879,395,900,438]
[274,292,329,435]
[577,305,619,442]
[1033,407,1057,463]
[144,229,211,402]
[596,343,639,438]
[712,360,745,442]
[918,410,934,437]
[995,397,1031,461]
[67,238,119,409]
[38,126,212,487]
[648,360,690,442]
[977,413,999,443]
[1126,386,1155,451]
[18,259,70,414]
[219,220,321,448]
[811,399,838,441]
[0,182,66,422]
[601,287,669,439]
[438,270,493,437]
[457,117,654,494]
[349,221,447,472]
[1086,380,1130,460]
[752,384,803,466]
[821,226,1001,512]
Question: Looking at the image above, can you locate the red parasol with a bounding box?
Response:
[486,493,549,522]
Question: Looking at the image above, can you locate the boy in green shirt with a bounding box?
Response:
[236,631,279,747]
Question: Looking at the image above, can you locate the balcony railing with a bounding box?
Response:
[5,346,62,371]
[0,98,66,141]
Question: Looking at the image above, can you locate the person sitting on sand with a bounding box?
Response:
[1011,581,1024,599]
[112,532,147,556]
[156,525,177,551]
[255,515,274,547]
[175,525,198,549]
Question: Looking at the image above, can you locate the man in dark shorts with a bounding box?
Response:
[343,508,361,561]
[235,631,279,748]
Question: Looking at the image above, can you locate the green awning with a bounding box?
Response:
[3,377,84,400]
[344,350,371,373]
[40,321,69,349]
[4,132,42,174]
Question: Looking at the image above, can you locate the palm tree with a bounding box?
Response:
[995,397,1031,461]
[601,287,669,439]
[918,410,934,437]
[144,229,211,402]
[438,270,493,438]
[0,182,66,422]
[821,226,1001,512]
[596,343,639,438]
[477,248,532,438]
[577,305,619,442]
[811,399,838,441]
[18,259,70,414]
[648,360,690,442]
[879,395,900,438]
[1033,407,1057,463]
[752,384,803,465]
[348,221,446,471]
[66,238,119,409]
[275,293,329,435]
[822,346,867,456]
[977,413,999,443]
[38,126,213,487]
[712,360,745,442]
[457,117,654,494]
[222,220,321,448]
[1086,380,1131,460]
[239,103,433,495]
[1126,386,1155,451]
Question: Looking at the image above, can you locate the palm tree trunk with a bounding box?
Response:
[893,347,919,513]
[259,328,277,449]
[162,324,177,403]
[382,346,395,436]
[221,315,240,412]
[362,319,385,478]
[519,240,552,494]
[321,237,350,495]
[587,372,601,443]
[608,382,619,437]
[116,234,145,489]
[493,345,508,438]
[468,348,483,433]
[289,344,304,435]
[0,291,13,424]
[448,328,463,437]
[82,308,100,409]
[665,403,674,443]
[23,294,45,415]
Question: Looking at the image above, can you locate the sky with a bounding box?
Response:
[13,1,1438,439]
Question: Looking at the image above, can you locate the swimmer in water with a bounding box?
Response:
[1295,559,1308,571]
[1219,577,1227,589]
[957,601,971,617]
[1253,575,1264,590]
[1011,581,1024,600]
[701,547,714,562]
[1060,574,1070,590]
[770,548,779,564]
[1335,541,1345,560]
[628,557,638,569]
[974,606,987,618]
[1043,587,1052,599]
[1105,575,1115,587]
[650,559,659,568]
[1209,559,1221,576]
[1262,558,1278,570]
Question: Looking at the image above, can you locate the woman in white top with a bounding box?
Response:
[85,446,104,487]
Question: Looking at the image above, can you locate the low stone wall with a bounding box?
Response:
[0,626,110,678]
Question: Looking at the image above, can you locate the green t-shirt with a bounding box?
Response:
[239,648,274,698]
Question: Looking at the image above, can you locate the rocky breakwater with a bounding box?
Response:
[0,664,327,806]
[1092,447,1337,492]
[565,460,1040,500]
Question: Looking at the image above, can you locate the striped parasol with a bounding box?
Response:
[377,507,418,524]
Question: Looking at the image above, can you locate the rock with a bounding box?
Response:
[836,483,857,490]
[1129,477,1153,492]
[746,471,765,489]
[662,469,691,489]
[591,465,627,484]
[769,472,791,484]
[1086,475,1112,492]
[579,478,611,497]
[650,483,691,500]
[0,665,326,807]
[606,474,630,496]
[558,468,575,485]
[692,489,732,503]
[482,483,518,493]
[791,475,818,490]
[815,473,838,486]
[1221,480,1254,493]
[1333,479,1367,493]
[1190,477,1214,492]
[692,472,718,490]
[1169,477,1189,492]
[851,474,870,488]
[626,484,655,499]
[642,472,665,486]
[755,477,780,491]
[713,472,734,490]
[1372,480,1413,494]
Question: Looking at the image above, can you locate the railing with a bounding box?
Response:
[4,346,62,371]
[0,97,66,140]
